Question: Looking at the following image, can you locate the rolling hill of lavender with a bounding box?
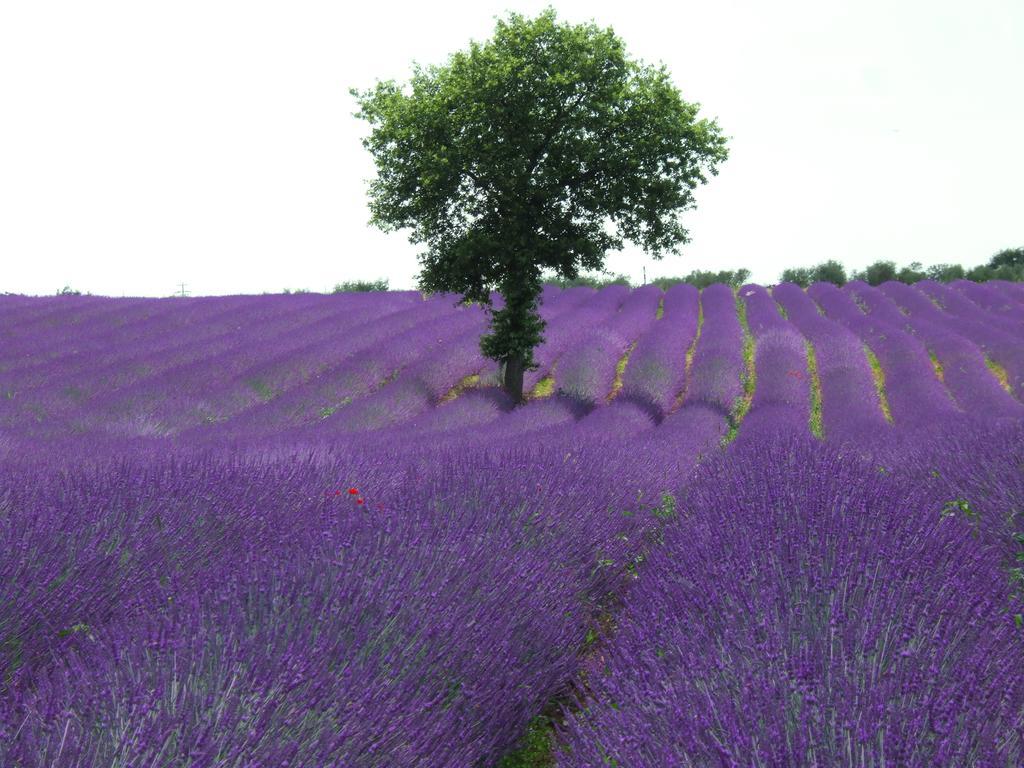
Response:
[1,278,1023,767]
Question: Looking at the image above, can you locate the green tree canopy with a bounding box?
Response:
[332,279,390,293]
[896,261,927,284]
[852,260,898,287]
[657,268,750,290]
[925,263,965,282]
[780,267,813,288]
[811,259,847,286]
[988,246,1024,270]
[350,6,728,402]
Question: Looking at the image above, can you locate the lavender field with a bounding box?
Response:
[1,279,1023,766]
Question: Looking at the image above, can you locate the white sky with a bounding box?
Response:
[1,0,1021,297]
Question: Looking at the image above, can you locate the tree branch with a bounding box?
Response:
[526,87,589,178]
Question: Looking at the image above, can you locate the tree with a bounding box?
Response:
[332,279,390,293]
[926,263,965,282]
[543,271,632,289]
[350,7,728,403]
[988,246,1024,270]
[852,260,898,286]
[678,268,749,289]
[896,261,927,284]
[812,259,847,286]
[965,264,994,282]
[780,267,813,288]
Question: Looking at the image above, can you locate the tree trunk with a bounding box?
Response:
[503,353,526,405]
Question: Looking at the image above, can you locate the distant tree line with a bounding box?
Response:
[331,279,390,293]
[779,247,1023,287]
[274,279,391,294]
[539,246,1024,290]
[544,268,751,290]
[43,246,1022,300]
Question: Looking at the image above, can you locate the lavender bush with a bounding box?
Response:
[0,444,655,767]
[555,285,660,406]
[556,436,1024,767]
[772,282,889,442]
[735,285,810,439]
[682,284,744,417]
[859,282,1023,418]
[810,282,960,429]
[617,283,699,420]
[0,285,1022,767]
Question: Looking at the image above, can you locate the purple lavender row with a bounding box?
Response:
[635,284,734,469]
[399,394,724,513]
[140,293,475,437]
[520,284,632,394]
[991,279,1024,307]
[3,294,435,441]
[771,283,888,442]
[616,283,700,420]
[356,287,664,453]
[475,285,598,387]
[229,287,590,445]
[916,279,1023,338]
[0,295,268,383]
[19,294,339,379]
[298,314,496,437]
[0,294,84,334]
[332,294,606,450]
[4,294,420,437]
[59,302,445,443]
[532,400,659,451]
[555,285,662,406]
[682,283,744,418]
[393,394,592,456]
[0,440,654,766]
[162,293,427,424]
[555,435,1024,767]
[853,282,1023,419]
[389,393,660,477]
[0,294,162,357]
[951,279,1024,333]
[646,402,730,483]
[338,391,726,530]
[0,297,301,433]
[354,388,517,449]
[895,280,1024,402]
[809,282,960,429]
[530,401,729,508]
[188,301,487,446]
[183,294,455,430]
[0,295,339,434]
[736,285,810,440]
[0,297,158,373]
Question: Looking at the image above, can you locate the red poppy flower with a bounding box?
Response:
[348,487,359,495]
[356,498,365,505]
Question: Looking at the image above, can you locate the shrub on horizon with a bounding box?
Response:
[897,261,928,284]
[332,278,390,292]
[653,268,750,290]
[966,263,1024,282]
[780,266,813,288]
[851,260,899,286]
[543,272,633,290]
[926,263,966,282]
